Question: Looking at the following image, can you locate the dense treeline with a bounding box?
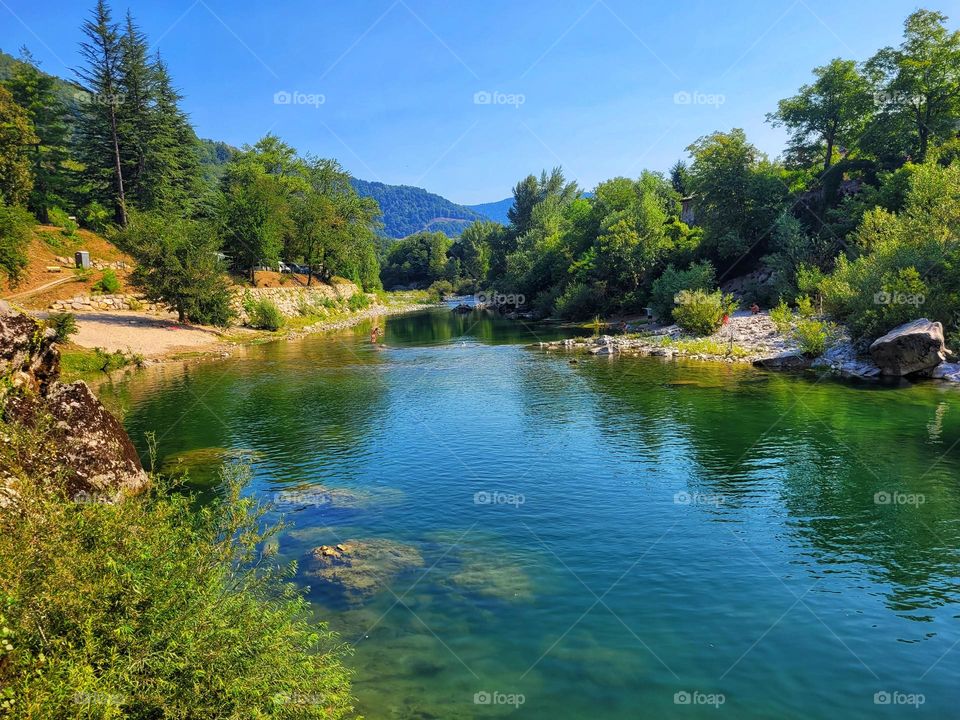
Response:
[393,9,960,344]
[0,1,383,325]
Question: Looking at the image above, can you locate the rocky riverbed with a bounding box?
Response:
[537,311,803,364]
[535,311,960,384]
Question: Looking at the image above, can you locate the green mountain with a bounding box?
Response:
[350,178,492,238]
[466,198,512,225]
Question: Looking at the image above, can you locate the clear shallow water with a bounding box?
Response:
[101,309,960,718]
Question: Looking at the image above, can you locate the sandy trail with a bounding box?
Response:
[68,312,222,357]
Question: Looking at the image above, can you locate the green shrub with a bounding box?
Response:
[347,292,372,311]
[0,204,35,284]
[247,298,285,331]
[795,294,815,318]
[554,282,601,320]
[79,201,111,233]
[296,297,319,318]
[93,268,121,294]
[793,317,831,357]
[672,289,738,336]
[426,280,454,303]
[649,261,716,322]
[820,162,958,340]
[0,423,357,719]
[45,312,78,343]
[48,206,77,237]
[770,299,793,333]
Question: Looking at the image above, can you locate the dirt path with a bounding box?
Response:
[3,276,76,300]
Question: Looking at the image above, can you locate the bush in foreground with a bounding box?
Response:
[672,289,737,336]
[0,420,357,718]
[44,312,78,343]
[93,268,121,294]
[247,298,285,331]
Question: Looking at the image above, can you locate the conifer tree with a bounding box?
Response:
[75,0,127,225]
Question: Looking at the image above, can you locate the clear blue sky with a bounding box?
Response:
[0,0,950,204]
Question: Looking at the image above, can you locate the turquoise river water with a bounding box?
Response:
[98,308,960,718]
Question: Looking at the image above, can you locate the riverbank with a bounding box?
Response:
[537,310,960,384]
[53,295,431,380]
[537,310,803,364]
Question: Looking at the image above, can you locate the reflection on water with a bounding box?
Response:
[107,310,960,718]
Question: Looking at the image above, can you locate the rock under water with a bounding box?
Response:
[303,539,424,602]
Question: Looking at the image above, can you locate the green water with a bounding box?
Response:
[100,309,960,718]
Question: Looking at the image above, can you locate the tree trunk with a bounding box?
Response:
[108,103,127,226]
[823,135,834,173]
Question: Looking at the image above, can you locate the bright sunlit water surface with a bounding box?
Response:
[99,309,960,718]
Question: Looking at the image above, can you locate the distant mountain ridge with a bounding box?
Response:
[466,198,512,225]
[350,178,499,239]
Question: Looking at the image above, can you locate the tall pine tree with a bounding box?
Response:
[144,55,202,215]
[75,0,127,225]
[116,10,152,207]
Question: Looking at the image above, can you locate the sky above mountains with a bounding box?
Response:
[0,0,947,204]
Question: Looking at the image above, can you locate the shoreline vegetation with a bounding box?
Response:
[0,0,959,716]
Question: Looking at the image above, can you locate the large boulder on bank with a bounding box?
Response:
[0,302,149,501]
[869,319,947,376]
[0,300,60,396]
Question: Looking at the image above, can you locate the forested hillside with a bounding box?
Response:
[350,178,488,238]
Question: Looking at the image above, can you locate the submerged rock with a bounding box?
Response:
[159,447,262,485]
[448,550,533,602]
[869,319,947,376]
[303,539,424,601]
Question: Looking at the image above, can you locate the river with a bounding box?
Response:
[98,308,960,718]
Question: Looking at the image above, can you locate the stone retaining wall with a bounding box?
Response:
[231,283,361,323]
[50,294,162,313]
[50,282,363,320]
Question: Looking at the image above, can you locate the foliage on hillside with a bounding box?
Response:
[351,178,487,238]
